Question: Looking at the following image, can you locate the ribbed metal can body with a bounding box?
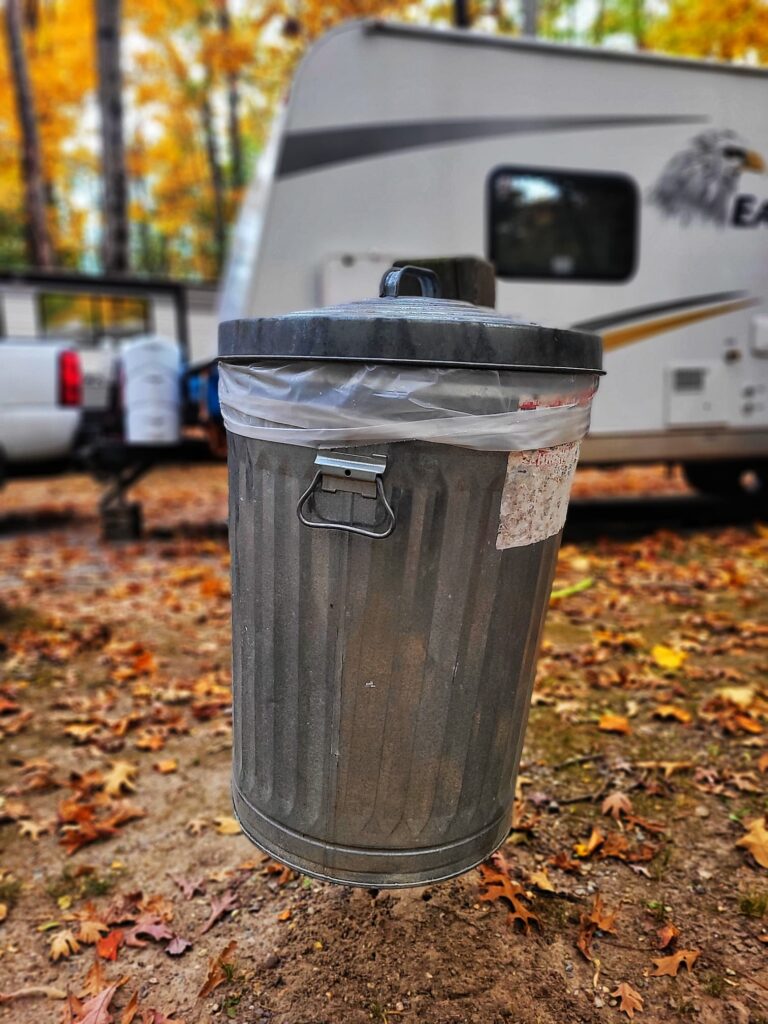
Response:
[228,434,562,887]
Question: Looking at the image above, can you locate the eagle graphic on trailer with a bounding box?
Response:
[649,130,765,226]
[219,20,768,497]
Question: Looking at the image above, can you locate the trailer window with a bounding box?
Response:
[488,168,637,282]
[39,292,150,344]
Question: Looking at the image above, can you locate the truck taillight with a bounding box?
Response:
[58,349,82,407]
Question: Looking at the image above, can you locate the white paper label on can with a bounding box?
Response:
[496,441,580,550]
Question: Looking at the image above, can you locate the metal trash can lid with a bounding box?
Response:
[219,264,602,374]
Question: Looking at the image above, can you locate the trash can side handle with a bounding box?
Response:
[296,453,396,540]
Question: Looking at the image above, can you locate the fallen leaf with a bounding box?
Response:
[50,929,80,961]
[650,949,700,976]
[736,817,768,869]
[653,704,692,724]
[120,991,139,1024]
[574,828,605,858]
[96,929,123,961]
[598,713,631,735]
[549,850,582,874]
[71,981,120,1024]
[577,893,618,960]
[198,939,237,998]
[651,645,687,671]
[166,934,193,956]
[611,982,643,1019]
[277,908,292,922]
[102,762,138,798]
[715,685,755,708]
[18,818,49,842]
[0,984,67,1002]
[124,915,174,947]
[657,922,680,950]
[759,752,768,774]
[78,920,109,945]
[153,759,178,775]
[602,792,633,820]
[528,868,555,892]
[199,891,238,935]
[82,958,107,997]
[186,818,207,835]
[213,816,240,835]
[169,874,206,900]
[477,862,541,934]
[550,577,594,601]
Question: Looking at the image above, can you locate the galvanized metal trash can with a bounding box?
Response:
[219,266,602,888]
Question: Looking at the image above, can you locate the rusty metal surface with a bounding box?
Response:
[228,434,562,887]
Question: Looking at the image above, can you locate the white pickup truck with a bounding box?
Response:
[0,341,83,483]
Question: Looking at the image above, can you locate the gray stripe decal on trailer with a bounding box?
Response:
[572,290,749,332]
[277,115,708,177]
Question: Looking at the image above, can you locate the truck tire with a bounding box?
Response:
[683,460,767,499]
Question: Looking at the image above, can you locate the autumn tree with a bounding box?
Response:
[96,0,130,272]
[3,0,52,267]
[648,0,768,62]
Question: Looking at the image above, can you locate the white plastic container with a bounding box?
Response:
[121,336,181,445]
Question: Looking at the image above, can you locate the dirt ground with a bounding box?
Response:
[0,464,766,1024]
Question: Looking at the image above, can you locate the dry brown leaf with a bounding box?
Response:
[82,957,107,997]
[602,792,633,820]
[573,827,605,858]
[598,713,631,735]
[736,817,768,869]
[50,929,80,961]
[653,704,692,724]
[636,761,693,779]
[153,759,178,774]
[70,981,120,1024]
[198,939,237,998]
[477,862,541,934]
[757,751,768,774]
[213,816,240,836]
[650,949,700,976]
[577,892,618,960]
[657,922,680,950]
[18,818,49,842]
[120,991,139,1024]
[528,868,555,892]
[102,761,137,799]
[277,908,292,921]
[77,920,109,945]
[611,982,643,1019]
[0,984,67,1002]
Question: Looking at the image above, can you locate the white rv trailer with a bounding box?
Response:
[220,19,768,495]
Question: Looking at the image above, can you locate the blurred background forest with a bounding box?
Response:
[1,0,767,284]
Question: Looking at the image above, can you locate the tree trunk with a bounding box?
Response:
[216,0,245,190]
[4,0,52,268]
[96,0,129,272]
[453,0,471,28]
[630,0,646,49]
[201,92,227,274]
[592,0,606,43]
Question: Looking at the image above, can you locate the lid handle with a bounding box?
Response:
[379,265,442,299]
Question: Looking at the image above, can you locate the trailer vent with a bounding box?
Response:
[672,367,706,393]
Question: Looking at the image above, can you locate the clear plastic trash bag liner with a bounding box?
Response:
[219,361,597,452]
